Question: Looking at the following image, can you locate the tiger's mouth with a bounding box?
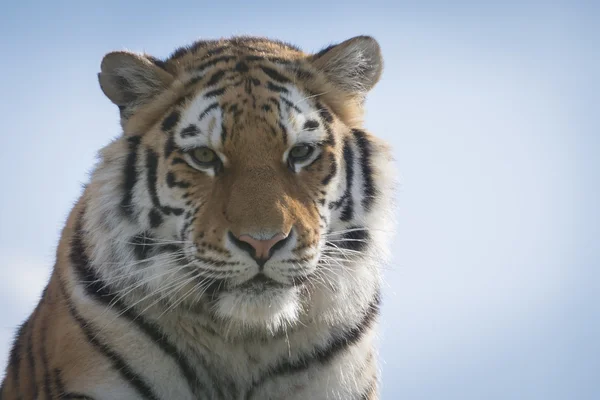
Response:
[236,273,289,290]
[198,271,314,298]
[236,269,317,290]
[189,270,302,298]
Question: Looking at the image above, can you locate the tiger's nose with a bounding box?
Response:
[228,231,289,268]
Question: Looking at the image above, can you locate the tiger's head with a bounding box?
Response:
[88,36,394,334]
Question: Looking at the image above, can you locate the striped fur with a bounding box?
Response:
[1,35,395,399]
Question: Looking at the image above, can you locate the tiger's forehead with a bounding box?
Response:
[173,73,328,154]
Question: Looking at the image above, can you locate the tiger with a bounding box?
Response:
[0,35,395,399]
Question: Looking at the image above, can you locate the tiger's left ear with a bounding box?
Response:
[310,36,383,96]
[98,51,174,111]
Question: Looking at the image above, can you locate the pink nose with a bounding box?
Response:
[237,233,288,260]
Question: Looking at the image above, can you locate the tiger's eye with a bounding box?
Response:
[190,147,217,165]
[289,144,314,161]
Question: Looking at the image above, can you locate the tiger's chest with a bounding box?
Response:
[163,315,365,400]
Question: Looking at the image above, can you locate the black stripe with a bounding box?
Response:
[244,78,253,94]
[278,121,288,144]
[187,75,203,86]
[267,97,280,110]
[323,123,336,146]
[130,233,154,260]
[259,66,290,83]
[244,55,265,62]
[329,138,355,221]
[64,293,160,400]
[146,149,184,216]
[237,44,263,53]
[166,172,191,189]
[196,45,229,60]
[293,68,314,80]
[228,103,243,119]
[303,119,319,131]
[164,135,176,158]
[161,110,180,133]
[175,92,196,108]
[229,78,244,89]
[221,121,228,143]
[145,151,165,213]
[245,293,380,399]
[266,81,288,94]
[206,70,226,86]
[234,61,249,73]
[69,216,213,398]
[321,153,337,186]
[120,136,141,218]
[148,209,163,228]
[204,87,226,98]
[53,369,65,397]
[266,56,293,65]
[264,121,277,138]
[316,102,334,123]
[326,226,369,252]
[204,46,228,58]
[315,292,380,363]
[281,97,301,114]
[180,124,200,138]
[272,99,288,144]
[352,129,377,212]
[317,102,336,146]
[242,54,294,65]
[195,55,236,74]
[62,394,96,400]
[194,254,239,267]
[199,103,219,120]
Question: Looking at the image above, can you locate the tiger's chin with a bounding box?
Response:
[213,283,302,335]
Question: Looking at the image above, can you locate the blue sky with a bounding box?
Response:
[0,1,598,398]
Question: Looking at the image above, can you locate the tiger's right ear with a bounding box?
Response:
[98,51,174,110]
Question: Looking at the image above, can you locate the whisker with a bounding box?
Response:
[325,238,370,243]
[88,267,198,341]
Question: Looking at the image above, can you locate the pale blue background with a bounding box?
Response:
[0,1,598,399]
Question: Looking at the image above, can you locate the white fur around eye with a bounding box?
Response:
[179,145,229,176]
[183,152,217,176]
[283,144,322,173]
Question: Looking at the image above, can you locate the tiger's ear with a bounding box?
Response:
[98,51,174,109]
[310,36,383,96]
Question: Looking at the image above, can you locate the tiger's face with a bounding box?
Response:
[158,79,341,324]
[93,36,391,331]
